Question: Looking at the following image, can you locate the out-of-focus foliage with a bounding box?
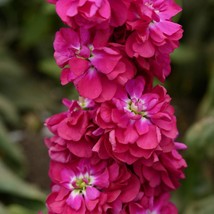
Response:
[0,161,45,206]
[169,0,214,213]
[0,0,213,213]
[185,195,214,214]
[0,0,67,213]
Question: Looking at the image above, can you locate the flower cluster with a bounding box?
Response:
[45,0,187,213]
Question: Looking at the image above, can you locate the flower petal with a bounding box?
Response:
[86,186,100,200]
[76,69,102,99]
[66,192,82,211]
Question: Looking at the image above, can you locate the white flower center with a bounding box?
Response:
[71,174,94,194]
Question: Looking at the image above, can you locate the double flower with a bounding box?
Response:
[45,0,187,213]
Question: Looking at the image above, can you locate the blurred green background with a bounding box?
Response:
[0,0,213,213]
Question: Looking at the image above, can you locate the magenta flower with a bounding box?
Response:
[133,147,187,193]
[108,0,131,27]
[124,0,183,81]
[45,136,72,163]
[54,27,136,101]
[45,98,100,160]
[45,0,186,213]
[55,0,111,29]
[53,27,110,67]
[45,122,99,163]
[95,77,178,164]
[50,0,132,29]
[46,156,140,213]
[45,98,93,142]
[122,193,178,214]
[137,52,171,82]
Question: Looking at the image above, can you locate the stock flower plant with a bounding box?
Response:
[44,0,187,213]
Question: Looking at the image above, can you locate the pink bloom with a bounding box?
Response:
[53,27,111,67]
[46,156,140,213]
[124,0,183,81]
[45,0,187,213]
[54,27,136,101]
[94,77,178,164]
[108,0,131,27]
[133,148,187,193]
[125,25,182,58]
[55,0,111,29]
[45,122,99,163]
[126,0,182,32]
[45,98,92,141]
[137,52,171,82]
[50,0,132,29]
[45,98,100,160]
[45,136,72,163]
[122,193,178,214]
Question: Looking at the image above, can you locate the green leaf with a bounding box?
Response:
[39,58,61,80]
[197,63,214,118]
[8,204,45,214]
[185,115,214,160]
[0,46,59,111]
[0,94,19,125]
[43,3,56,14]
[20,9,51,49]
[9,78,59,111]
[0,0,11,6]
[185,195,214,214]
[0,203,10,214]
[0,121,25,171]
[171,45,198,64]
[175,0,182,5]
[0,161,45,201]
[8,205,31,214]
[0,46,25,78]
